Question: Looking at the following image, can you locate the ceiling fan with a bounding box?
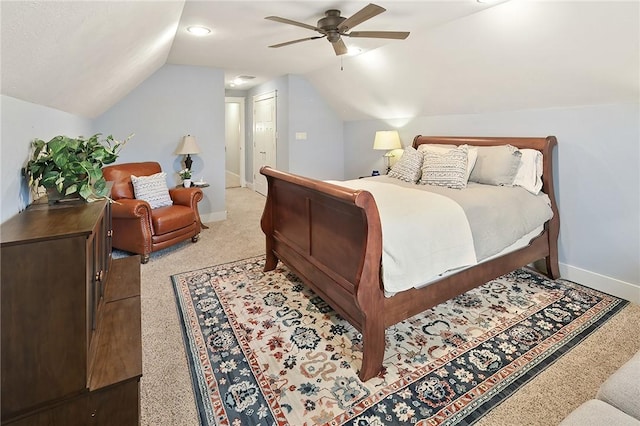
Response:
[265,3,410,56]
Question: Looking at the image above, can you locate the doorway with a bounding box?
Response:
[252,91,277,196]
[225,97,245,189]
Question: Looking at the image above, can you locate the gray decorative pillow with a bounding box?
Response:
[419,146,468,189]
[131,172,173,209]
[388,146,423,183]
[469,145,522,186]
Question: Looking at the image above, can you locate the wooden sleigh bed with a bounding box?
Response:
[260,135,559,381]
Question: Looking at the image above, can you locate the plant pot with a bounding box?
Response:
[46,187,82,204]
[183,179,192,188]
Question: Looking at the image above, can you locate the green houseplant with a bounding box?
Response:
[26,133,132,202]
[178,168,193,187]
[178,168,192,180]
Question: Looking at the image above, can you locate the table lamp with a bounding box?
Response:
[175,135,201,170]
[373,130,402,173]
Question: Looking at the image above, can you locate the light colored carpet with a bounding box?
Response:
[137,187,640,426]
[138,187,265,426]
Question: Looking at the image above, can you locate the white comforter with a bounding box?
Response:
[327,180,478,293]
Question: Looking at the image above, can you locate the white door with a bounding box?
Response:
[225,97,245,188]
[253,91,277,196]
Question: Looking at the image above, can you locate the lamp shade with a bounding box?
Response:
[373,130,402,150]
[175,135,201,155]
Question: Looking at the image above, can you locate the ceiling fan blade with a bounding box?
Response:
[269,35,325,48]
[332,38,348,56]
[346,31,410,40]
[337,3,385,32]
[265,16,319,32]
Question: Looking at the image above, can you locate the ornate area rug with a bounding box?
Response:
[171,256,627,426]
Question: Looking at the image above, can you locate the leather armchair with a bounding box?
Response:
[102,162,204,263]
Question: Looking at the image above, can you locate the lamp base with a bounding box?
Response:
[184,154,193,171]
[383,151,395,174]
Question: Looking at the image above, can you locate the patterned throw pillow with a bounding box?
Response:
[388,146,423,183]
[418,144,478,183]
[419,146,468,189]
[131,172,173,209]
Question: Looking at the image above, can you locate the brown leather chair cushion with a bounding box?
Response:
[151,205,196,235]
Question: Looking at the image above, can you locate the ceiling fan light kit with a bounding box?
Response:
[265,3,410,56]
[186,25,211,36]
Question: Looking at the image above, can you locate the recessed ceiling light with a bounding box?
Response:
[347,46,362,56]
[186,26,211,36]
[228,75,255,87]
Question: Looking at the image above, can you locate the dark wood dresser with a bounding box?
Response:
[1,196,142,425]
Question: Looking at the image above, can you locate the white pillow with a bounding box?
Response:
[513,149,543,194]
[388,146,423,183]
[418,144,477,182]
[131,172,173,209]
[419,145,468,189]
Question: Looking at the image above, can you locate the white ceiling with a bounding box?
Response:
[1,1,638,120]
[168,1,499,85]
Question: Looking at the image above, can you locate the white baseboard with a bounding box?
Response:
[560,262,640,304]
[225,171,241,188]
[200,210,226,223]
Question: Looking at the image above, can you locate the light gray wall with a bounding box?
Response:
[93,64,226,220]
[0,95,92,222]
[344,102,640,292]
[288,75,344,180]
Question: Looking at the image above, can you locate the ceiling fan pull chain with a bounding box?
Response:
[341,56,344,71]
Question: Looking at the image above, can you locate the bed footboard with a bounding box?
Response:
[260,166,386,381]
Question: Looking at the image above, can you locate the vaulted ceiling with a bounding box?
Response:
[1,1,638,120]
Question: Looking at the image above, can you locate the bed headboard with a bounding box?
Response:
[412,135,557,196]
[412,135,555,152]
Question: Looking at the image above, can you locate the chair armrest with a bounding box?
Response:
[169,187,203,208]
[111,198,152,218]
